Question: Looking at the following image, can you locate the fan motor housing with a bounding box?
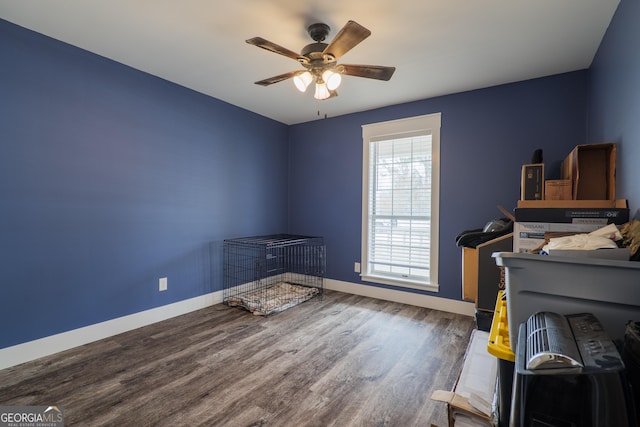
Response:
[307,23,330,42]
[247,20,395,90]
[301,42,328,58]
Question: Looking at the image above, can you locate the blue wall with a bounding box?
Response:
[2,0,634,350]
[588,0,640,216]
[288,72,588,300]
[0,19,289,348]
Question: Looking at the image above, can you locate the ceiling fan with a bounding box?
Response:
[246,20,396,100]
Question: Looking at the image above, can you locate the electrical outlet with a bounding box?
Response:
[159,277,168,291]
[354,262,361,273]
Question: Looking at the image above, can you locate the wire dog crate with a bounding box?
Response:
[223,234,325,316]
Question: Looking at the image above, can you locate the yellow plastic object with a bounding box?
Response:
[488,290,515,362]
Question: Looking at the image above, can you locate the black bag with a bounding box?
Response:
[455,218,513,249]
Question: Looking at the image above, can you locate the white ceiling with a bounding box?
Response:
[0,0,620,125]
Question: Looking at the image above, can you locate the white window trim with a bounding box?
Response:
[361,113,441,292]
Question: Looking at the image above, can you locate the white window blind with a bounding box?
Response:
[361,113,440,290]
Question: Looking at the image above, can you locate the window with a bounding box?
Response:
[361,113,441,291]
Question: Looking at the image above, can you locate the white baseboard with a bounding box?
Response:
[325,279,476,317]
[0,291,223,370]
[1,280,474,370]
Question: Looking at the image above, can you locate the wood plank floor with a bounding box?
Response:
[0,290,475,426]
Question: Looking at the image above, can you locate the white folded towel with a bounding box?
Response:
[543,224,621,252]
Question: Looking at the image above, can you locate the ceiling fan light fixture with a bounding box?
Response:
[314,82,331,100]
[293,71,313,92]
[247,20,395,101]
[322,69,342,91]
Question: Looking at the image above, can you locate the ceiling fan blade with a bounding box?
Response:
[322,20,371,60]
[246,37,303,61]
[254,71,299,86]
[340,64,396,81]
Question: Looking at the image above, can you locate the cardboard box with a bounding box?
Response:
[431,330,496,426]
[521,163,544,200]
[462,233,513,311]
[514,221,611,253]
[561,143,616,200]
[513,204,629,253]
[544,179,571,200]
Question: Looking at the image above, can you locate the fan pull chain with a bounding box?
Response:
[316,105,328,119]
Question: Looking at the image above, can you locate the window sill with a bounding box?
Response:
[360,274,439,293]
